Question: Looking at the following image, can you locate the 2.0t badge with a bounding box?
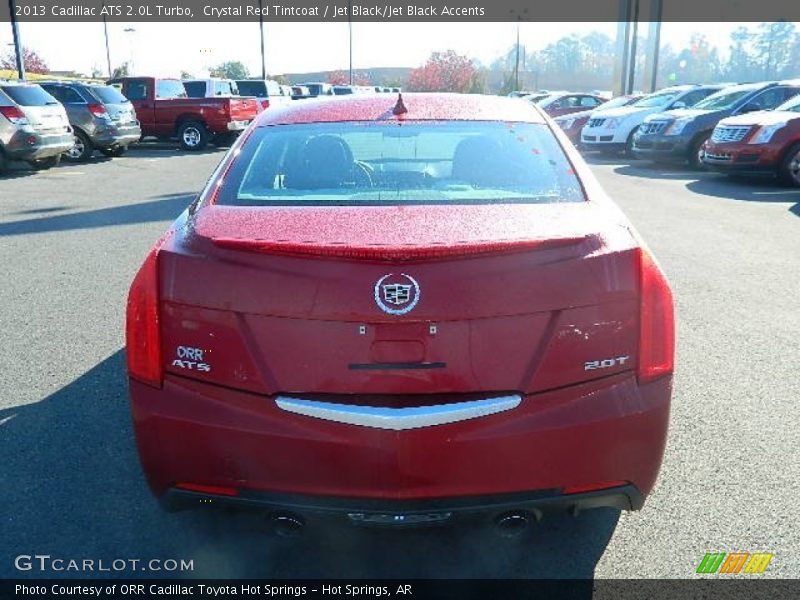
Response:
[374,273,420,315]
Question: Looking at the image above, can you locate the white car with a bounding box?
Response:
[581,85,722,155]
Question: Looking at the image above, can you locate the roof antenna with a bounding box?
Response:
[392,93,408,116]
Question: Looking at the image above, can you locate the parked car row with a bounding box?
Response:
[1,79,132,173]
[541,79,800,186]
[110,76,260,151]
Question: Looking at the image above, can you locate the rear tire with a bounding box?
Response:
[29,155,61,170]
[64,129,94,162]
[778,142,800,187]
[688,133,710,170]
[99,146,128,158]
[213,133,237,147]
[178,121,209,151]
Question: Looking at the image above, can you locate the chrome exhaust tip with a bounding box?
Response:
[269,512,305,537]
[494,510,539,537]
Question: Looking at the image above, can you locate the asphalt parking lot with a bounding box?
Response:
[1,146,798,580]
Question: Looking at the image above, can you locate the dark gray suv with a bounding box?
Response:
[39,81,141,162]
[632,81,800,168]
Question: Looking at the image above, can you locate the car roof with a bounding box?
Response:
[715,82,775,93]
[256,93,547,126]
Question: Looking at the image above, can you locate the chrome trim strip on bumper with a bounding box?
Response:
[275,394,522,430]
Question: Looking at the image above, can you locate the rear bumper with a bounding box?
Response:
[90,123,142,149]
[162,483,644,527]
[4,130,74,160]
[130,372,671,512]
[226,120,251,132]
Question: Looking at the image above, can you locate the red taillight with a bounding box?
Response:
[125,235,172,388]
[260,99,269,110]
[637,247,675,384]
[87,103,108,118]
[0,105,28,125]
[175,483,239,497]
[562,480,628,495]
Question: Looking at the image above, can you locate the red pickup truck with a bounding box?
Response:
[108,77,259,151]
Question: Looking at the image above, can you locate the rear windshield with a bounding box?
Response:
[237,81,266,97]
[214,81,237,96]
[1,85,59,107]
[90,85,129,104]
[215,121,585,207]
[183,81,205,98]
[694,89,754,110]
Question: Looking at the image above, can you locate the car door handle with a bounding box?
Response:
[275,394,522,430]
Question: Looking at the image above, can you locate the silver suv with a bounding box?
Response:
[0,81,73,174]
[39,81,141,162]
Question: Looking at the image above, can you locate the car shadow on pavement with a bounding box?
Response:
[612,163,704,180]
[0,193,197,237]
[686,175,800,206]
[129,143,229,157]
[0,351,618,583]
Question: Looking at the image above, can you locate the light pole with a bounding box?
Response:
[510,9,528,92]
[102,2,112,78]
[348,0,353,85]
[7,0,25,80]
[123,27,136,75]
[258,0,266,79]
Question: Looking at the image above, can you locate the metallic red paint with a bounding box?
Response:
[126,93,674,518]
[131,374,670,500]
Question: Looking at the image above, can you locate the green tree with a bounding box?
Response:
[180,70,194,79]
[754,21,797,79]
[725,26,756,81]
[111,61,130,79]
[210,60,249,79]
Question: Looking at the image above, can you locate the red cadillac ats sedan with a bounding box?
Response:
[126,93,674,532]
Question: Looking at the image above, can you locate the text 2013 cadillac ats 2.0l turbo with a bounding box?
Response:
[126,93,674,532]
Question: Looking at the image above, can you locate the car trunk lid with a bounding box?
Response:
[158,203,640,399]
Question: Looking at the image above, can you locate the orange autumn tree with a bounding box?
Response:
[407,50,477,93]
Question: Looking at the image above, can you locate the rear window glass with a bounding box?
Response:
[237,81,266,97]
[215,121,584,207]
[214,81,237,96]
[90,85,129,104]
[182,81,205,98]
[41,85,85,104]
[1,85,59,106]
[156,80,187,99]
